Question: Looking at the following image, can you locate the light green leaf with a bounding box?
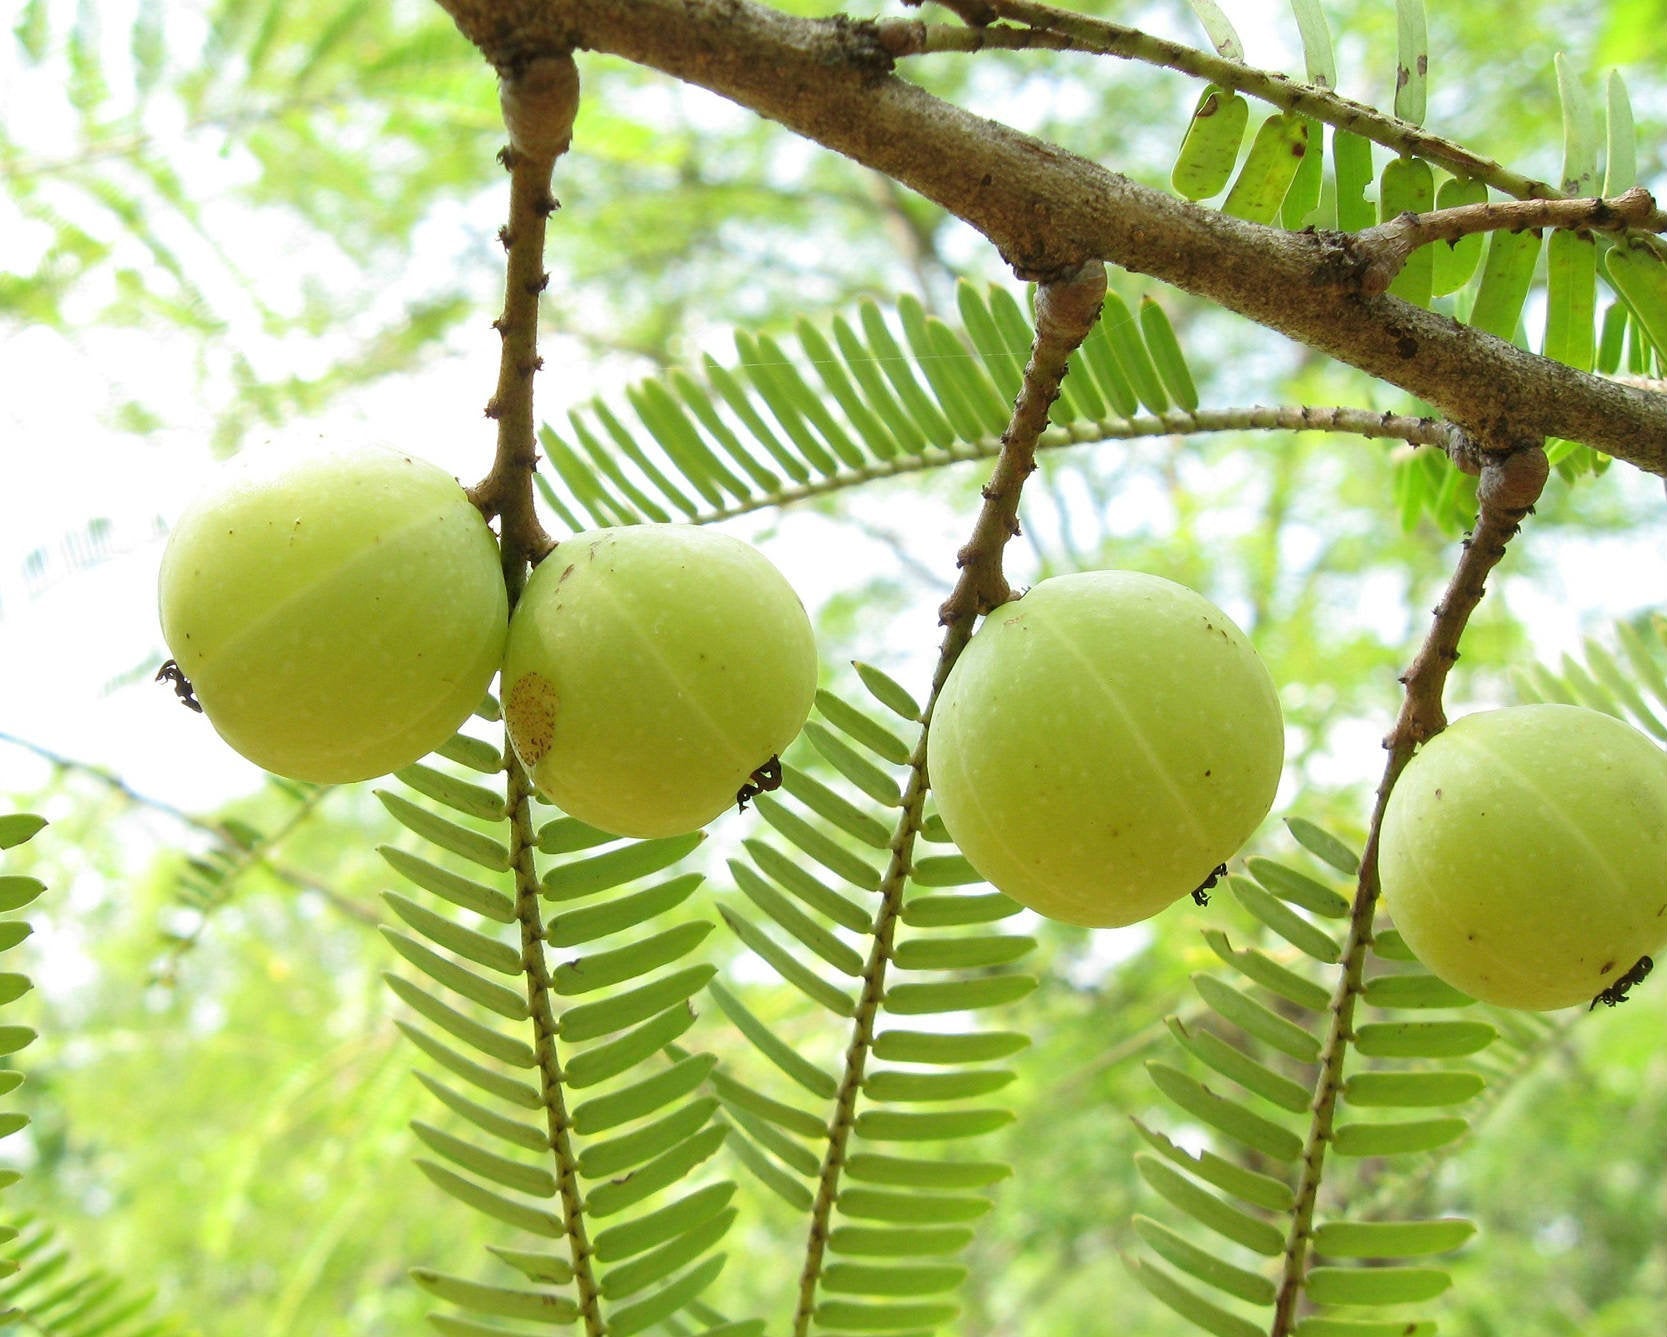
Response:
[376,791,510,872]
[381,930,528,1020]
[891,934,1034,971]
[1468,228,1543,341]
[1394,0,1429,125]
[883,974,1037,1014]
[803,723,903,808]
[411,1121,555,1197]
[902,892,1021,926]
[1605,71,1637,196]
[554,921,714,996]
[592,1183,737,1263]
[708,980,840,1098]
[863,1069,1013,1102]
[562,1005,696,1089]
[571,1053,717,1136]
[1134,1154,1285,1254]
[836,1186,992,1222]
[382,893,522,974]
[409,1270,578,1322]
[1361,971,1473,1009]
[1147,1062,1304,1161]
[1134,1214,1276,1304]
[1185,0,1244,59]
[853,1106,1006,1133]
[746,839,873,933]
[1172,86,1249,202]
[546,873,704,948]
[0,816,46,851]
[559,964,717,1042]
[599,1207,736,1301]
[780,766,892,848]
[584,1126,727,1219]
[385,975,537,1069]
[412,1071,548,1152]
[813,1299,959,1332]
[1163,1016,1311,1113]
[1202,931,1332,1011]
[1431,176,1489,295]
[1304,1265,1450,1305]
[544,833,705,902]
[1125,1256,1265,1337]
[1222,113,1310,227]
[1380,157,1436,306]
[396,1022,541,1109]
[718,904,855,1015]
[829,1225,975,1257]
[1331,1117,1468,1156]
[1230,878,1341,962]
[1192,974,1322,1062]
[1312,1218,1475,1258]
[412,1162,563,1238]
[1352,1019,1496,1058]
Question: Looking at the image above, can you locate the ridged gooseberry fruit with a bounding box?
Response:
[501,525,818,838]
[927,571,1285,928]
[158,444,508,783]
[1378,703,1667,1010]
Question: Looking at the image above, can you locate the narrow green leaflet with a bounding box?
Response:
[1604,240,1667,356]
[1605,70,1637,196]
[1185,0,1245,59]
[1380,158,1435,306]
[1139,298,1200,411]
[1430,177,1488,296]
[1128,1257,1265,1337]
[1333,132,1376,232]
[1555,54,1599,196]
[1222,112,1310,226]
[1172,85,1250,201]
[1468,228,1543,342]
[1288,0,1337,87]
[1394,0,1429,126]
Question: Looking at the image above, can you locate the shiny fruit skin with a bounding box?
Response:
[158,444,508,783]
[927,571,1285,928]
[501,525,818,838]
[1379,704,1667,1010]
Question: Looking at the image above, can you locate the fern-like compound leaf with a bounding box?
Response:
[1135,821,1487,1337]
[381,732,735,1337]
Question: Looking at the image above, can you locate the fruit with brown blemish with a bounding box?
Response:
[926,570,1285,927]
[501,525,818,838]
[1378,703,1667,1010]
[157,443,508,783]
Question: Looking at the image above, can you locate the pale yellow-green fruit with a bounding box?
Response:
[158,444,508,783]
[1379,704,1667,1010]
[501,525,818,838]
[927,571,1285,928]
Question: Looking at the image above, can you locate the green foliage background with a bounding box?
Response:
[3,1,1667,1335]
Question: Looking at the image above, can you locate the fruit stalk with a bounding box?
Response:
[1269,437,1547,1336]
[472,55,580,580]
[937,260,1107,626]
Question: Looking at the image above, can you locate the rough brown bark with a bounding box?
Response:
[431,0,1667,477]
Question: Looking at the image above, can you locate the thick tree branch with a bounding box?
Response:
[429,0,1667,477]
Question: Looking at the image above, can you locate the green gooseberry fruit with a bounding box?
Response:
[927,570,1285,928]
[501,525,818,838]
[158,444,508,783]
[1378,703,1667,1010]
